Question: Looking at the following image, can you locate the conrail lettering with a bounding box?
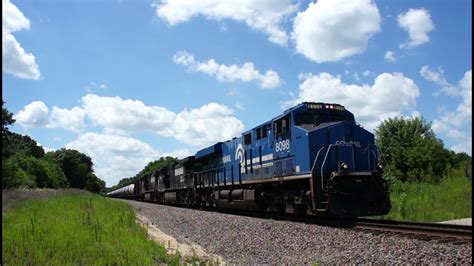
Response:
[335,140,361,147]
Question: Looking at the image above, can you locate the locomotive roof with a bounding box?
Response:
[282,101,346,114]
[195,142,222,159]
[237,101,350,134]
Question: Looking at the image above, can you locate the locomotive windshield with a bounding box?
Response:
[294,111,354,126]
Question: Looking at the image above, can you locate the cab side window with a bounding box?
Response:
[262,124,269,138]
[256,128,262,140]
[274,115,290,137]
[244,133,252,145]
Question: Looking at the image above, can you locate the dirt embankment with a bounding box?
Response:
[136,214,226,264]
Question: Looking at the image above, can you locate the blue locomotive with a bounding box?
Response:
[108,102,391,217]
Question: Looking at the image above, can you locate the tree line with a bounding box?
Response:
[2,102,105,194]
[376,116,471,183]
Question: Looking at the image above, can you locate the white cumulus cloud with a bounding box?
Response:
[173,51,282,89]
[2,0,41,79]
[16,94,246,149]
[14,101,50,127]
[428,69,472,155]
[14,101,86,132]
[66,133,161,186]
[50,107,86,132]
[152,0,298,46]
[284,72,420,131]
[291,0,381,63]
[81,94,177,136]
[398,8,435,48]
[174,103,245,147]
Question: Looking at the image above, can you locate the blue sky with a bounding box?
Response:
[3,0,472,186]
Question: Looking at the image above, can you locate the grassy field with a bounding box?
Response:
[2,188,82,213]
[2,191,184,265]
[378,173,472,222]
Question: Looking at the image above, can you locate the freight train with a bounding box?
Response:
[107,102,391,217]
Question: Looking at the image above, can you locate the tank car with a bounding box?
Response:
[106,183,135,199]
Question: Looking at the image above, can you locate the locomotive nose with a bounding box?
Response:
[326,171,391,217]
[309,121,391,217]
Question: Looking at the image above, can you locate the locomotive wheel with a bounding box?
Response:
[195,196,202,207]
[293,204,307,215]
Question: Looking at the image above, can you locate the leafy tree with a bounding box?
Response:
[447,151,471,169]
[3,132,45,159]
[446,151,472,181]
[2,103,45,159]
[45,149,94,189]
[85,173,106,194]
[45,148,107,193]
[2,155,37,188]
[2,101,15,136]
[38,158,69,188]
[375,116,450,182]
[2,153,67,188]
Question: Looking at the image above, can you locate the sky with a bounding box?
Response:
[2,0,472,187]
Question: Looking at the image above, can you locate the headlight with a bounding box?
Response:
[340,162,349,171]
[377,163,384,171]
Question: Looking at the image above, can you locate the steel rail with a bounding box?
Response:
[354,218,472,241]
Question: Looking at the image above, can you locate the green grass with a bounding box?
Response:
[377,173,472,222]
[2,192,182,265]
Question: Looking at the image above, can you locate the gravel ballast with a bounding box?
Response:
[122,200,472,264]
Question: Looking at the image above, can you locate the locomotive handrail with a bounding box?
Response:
[320,144,337,192]
[366,144,377,171]
[366,144,388,172]
[311,146,327,173]
[375,146,389,166]
[368,144,390,180]
[371,149,378,170]
[193,165,227,188]
[193,165,226,175]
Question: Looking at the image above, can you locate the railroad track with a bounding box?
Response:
[354,218,472,244]
[118,198,472,244]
